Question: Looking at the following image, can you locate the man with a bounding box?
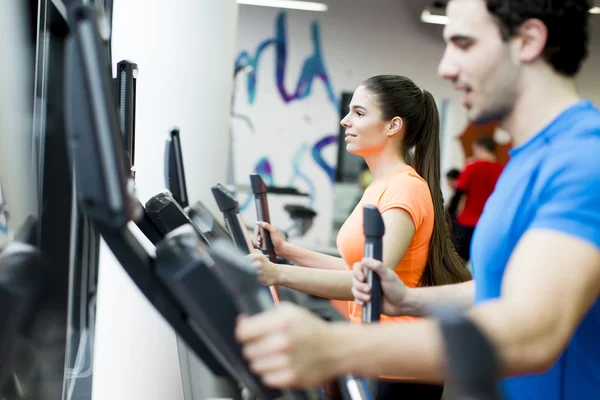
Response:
[235,1,600,400]
[449,136,503,260]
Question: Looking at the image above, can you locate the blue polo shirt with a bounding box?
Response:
[471,100,600,400]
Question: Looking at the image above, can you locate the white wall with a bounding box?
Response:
[0,0,37,239]
[92,1,239,400]
[577,22,600,105]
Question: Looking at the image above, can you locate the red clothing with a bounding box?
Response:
[456,160,503,227]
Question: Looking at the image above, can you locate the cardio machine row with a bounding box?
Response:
[64,4,381,400]
[0,4,502,400]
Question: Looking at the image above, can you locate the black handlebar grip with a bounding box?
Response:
[250,174,277,263]
[211,184,253,255]
[362,205,384,323]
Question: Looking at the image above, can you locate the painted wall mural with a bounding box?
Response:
[235,12,339,109]
[232,11,341,246]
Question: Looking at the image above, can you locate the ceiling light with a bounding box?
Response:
[421,9,448,25]
[421,3,600,26]
[237,0,328,12]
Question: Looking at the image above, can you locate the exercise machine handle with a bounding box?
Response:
[115,59,138,177]
[211,184,253,254]
[362,205,384,323]
[208,241,318,400]
[249,174,277,263]
[212,184,280,303]
[164,128,189,208]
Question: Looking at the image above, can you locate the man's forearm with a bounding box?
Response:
[280,243,348,271]
[278,265,354,300]
[329,320,445,383]
[403,280,475,317]
[468,300,569,377]
[326,296,565,383]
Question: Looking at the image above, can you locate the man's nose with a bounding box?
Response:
[438,47,459,81]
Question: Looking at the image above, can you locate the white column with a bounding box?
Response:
[0,0,37,237]
[92,1,239,400]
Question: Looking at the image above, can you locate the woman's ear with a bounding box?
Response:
[388,117,403,137]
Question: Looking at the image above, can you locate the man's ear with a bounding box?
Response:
[517,18,548,63]
[388,117,403,137]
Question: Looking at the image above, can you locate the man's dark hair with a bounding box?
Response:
[446,168,460,180]
[474,136,496,153]
[486,0,591,77]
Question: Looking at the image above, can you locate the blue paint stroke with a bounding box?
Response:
[255,157,274,185]
[311,134,337,183]
[240,139,330,212]
[238,192,253,212]
[288,144,316,208]
[0,224,6,234]
[239,157,275,212]
[235,12,339,109]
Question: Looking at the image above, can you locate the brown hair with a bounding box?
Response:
[362,75,472,286]
[474,136,497,154]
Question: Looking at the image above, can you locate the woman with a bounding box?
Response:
[251,75,471,399]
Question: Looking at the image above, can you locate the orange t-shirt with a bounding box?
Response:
[336,165,434,325]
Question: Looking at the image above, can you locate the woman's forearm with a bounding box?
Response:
[280,243,348,271]
[278,265,354,300]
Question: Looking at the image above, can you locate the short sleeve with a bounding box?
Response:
[530,140,600,250]
[377,174,429,230]
[456,164,473,191]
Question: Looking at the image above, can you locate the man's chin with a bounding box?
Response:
[468,109,503,126]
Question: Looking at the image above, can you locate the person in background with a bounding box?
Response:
[444,168,461,239]
[445,168,460,193]
[358,161,373,192]
[352,161,373,209]
[448,136,503,261]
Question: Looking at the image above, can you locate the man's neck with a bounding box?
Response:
[500,69,581,147]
